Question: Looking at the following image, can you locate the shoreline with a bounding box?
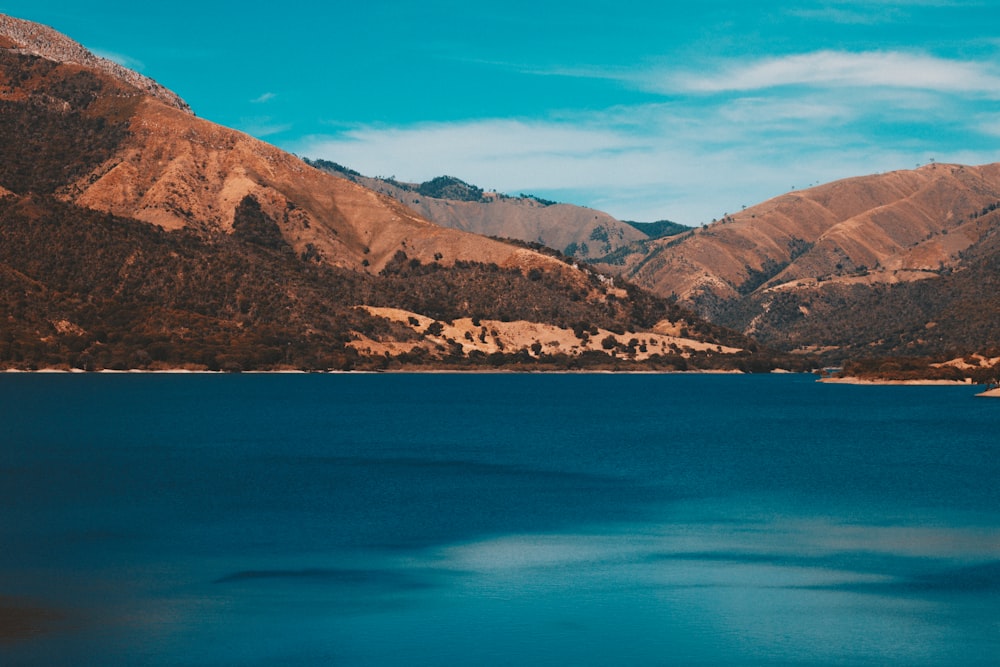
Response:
[2,367,753,376]
[3,370,994,390]
[818,377,977,387]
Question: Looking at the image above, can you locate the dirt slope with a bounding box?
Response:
[624,163,1000,308]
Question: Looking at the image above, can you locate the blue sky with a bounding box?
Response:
[5,2,1000,224]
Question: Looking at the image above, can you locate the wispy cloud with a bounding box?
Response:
[787,4,906,25]
[297,118,646,184]
[662,51,1000,95]
[288,48,1000,224]
[91,48,145,72]
[977,114,1000,138]
[514,50,1000,99]
[292,102,976,223]
[251,92,277,104]
[239,116,292,138]
[789,0,988,22]
[295,83,1000,223]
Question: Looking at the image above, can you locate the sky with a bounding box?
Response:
[4,1,1000,224]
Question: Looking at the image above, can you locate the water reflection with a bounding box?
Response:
[5,511,998,665]
[413,507,1000,666]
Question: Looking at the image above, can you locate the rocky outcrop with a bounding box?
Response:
[0,13,190,113]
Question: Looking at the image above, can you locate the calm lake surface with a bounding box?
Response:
[1,373,998,666]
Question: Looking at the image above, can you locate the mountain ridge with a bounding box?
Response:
[331,152,1000,365]
[623,162,1000,302]
[0,13,775,372]
[0,13,190,113]
[307,160,690,263]
[610,162,1000,360]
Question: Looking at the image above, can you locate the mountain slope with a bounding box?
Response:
[0,14,573,278]
[57,89,573,277]
[0,14,189,112]
[611,163,1000,359]
[3,193,761,371]
[308,162,687,262]
[0,14,773,372]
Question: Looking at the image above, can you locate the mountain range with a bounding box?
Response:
[0,13,773,372]
[1,13,998,376]
[606,163,1000,362]
[311,155,1000,368]
[305,160,690,263]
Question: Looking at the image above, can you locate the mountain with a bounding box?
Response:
[621,219,691,239]
[0,14,189,112]
[0,14,779,372]
[606,163,1000,361]
[307,160,689,262]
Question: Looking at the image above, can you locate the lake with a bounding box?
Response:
[1,373,997,665]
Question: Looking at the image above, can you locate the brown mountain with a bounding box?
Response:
[604,163,1000,360]
[0,14,581,277]
[308,162,687,262]
[0,14,775,372]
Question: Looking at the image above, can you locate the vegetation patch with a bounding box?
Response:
[417,176,486,202]
[0,195,799,372]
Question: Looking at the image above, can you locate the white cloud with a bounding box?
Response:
[788,7,903,25]
[289,108,905,224]
[520,50,1000,102]
[297,119,647,186]
[252,92,276,104]
[631,51,1000,97]
[239,117,292,138]
[91,48,145,71]
[288,50,1000,225]
[977,115,1000,137]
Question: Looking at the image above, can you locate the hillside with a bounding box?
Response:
[622,219,691,239]
[307,160,689,262]
[607,163,1000,361]
[0,14,781,372]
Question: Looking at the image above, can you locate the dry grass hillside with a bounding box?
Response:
[65,99,572,278]
[0,14,577,280]
[608,163,1000,360]
[310,165,655,262]
[0,13,788,372]
[624,163,1000,307]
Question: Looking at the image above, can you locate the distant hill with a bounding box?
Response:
[306,160,690,263]
[621,219,691,239]
[0,14,778,372]
[608,163,1000,361]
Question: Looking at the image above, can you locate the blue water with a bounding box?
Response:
[1,373,997,666]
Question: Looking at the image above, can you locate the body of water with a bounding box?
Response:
[1,373,998,665]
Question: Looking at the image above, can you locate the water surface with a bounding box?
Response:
[2,373,997,665]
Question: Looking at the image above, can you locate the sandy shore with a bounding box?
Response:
[818,377,976,386]
[975,387,1000,398]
